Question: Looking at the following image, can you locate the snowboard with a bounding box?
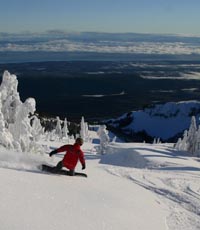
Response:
[40,164,87,178]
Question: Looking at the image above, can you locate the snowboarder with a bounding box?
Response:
[49,137,86,176]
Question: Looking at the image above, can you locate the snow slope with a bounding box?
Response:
[0,137,200,230]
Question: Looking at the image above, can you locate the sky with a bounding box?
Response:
[0,0,200,35]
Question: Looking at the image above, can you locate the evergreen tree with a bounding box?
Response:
[55,116,62,139]
[62,118,69,140]
[187,116,197,154]
[194,126,200,154]
[31,115,44,141]
[80,116,89,141]
[9,97,36,152]
[0,92,14,148]
[0,71,43,152]
[0,70,22,125]
[97,125,110,154]
[175,116,200,156]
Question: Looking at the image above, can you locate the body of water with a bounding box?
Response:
[1,60,200,121]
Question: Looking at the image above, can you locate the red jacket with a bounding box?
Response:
[56,143,85,170]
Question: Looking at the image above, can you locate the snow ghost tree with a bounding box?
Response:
[0,70,22,126]
[112,136,117,143]
[0,70,45,152]
[62,118,69,140]
[0,92,14,148]
[55,116,62,139]
[153,138,161,144]
[80,116,89,141]
[31,115,44,141]
[97,125,110,154]
[175,130,188,151]
[9,97,36,151]
[194,126,200,155]
[175,116,200,156]
[187,116,197,154]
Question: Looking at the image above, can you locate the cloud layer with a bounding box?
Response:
[0,32,200,55]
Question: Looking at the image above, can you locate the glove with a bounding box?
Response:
[49,150,57,157]
[82,164,86,170]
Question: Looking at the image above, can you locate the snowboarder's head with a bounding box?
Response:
[75,137,84,146]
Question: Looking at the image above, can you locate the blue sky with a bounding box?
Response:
[0,0,200,35]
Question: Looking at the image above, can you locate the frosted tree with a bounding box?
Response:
[175,116,200,156]
[31,115,44,141]
[55,116,62,139]
[0,92,14,148]
[175,138,182,150]
[182,130,189,151]
[175,130,188,151]
[0,71,22,126]
[80,116,86,140]
[194,126,200,155]
[187,116,197,154]
[0,70,44,152]
[153,138,160,144]
[112,136,117,143]
[9,98,37,152]
[80,116,89,141]
[97,125,110,154]
[62,118,69,139]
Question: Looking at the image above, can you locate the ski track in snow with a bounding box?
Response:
[101,143,200,230]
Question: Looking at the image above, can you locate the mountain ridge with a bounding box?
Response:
[106,100,200,142]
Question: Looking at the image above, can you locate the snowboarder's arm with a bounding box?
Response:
[49,149,57,157]
[56,145,69,153]
[79,150,86,170]
[49,145,69,157]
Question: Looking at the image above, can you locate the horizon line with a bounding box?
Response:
[1,30,200,38]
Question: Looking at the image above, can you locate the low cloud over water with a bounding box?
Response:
[1,32,200,56]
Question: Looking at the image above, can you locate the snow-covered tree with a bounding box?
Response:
[194,126,200,154]
[175,130,188,151]
[80,116,89,141]
[153,138,161,144]
[0,70,45,153]
[175,116,200,156]
[55,116,62,139]
[97,125,110,154]
[31,115,44,141]
[182,130,189,151]
[0,92,14,148]
[62,118,69,139]
[9,97,37,152]
[0,70,22,126]
[112,136,117,143]
[175,137,182,150]
[187,116,197,154]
